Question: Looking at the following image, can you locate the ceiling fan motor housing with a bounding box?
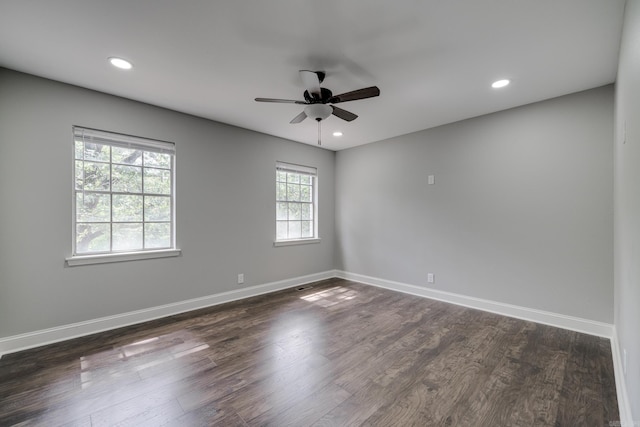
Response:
[304,87,333,103]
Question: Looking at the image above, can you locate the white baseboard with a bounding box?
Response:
[1,269,631,424]
[0,270,337,358]
[611,327,635,426]
[336,270,614,338]
[0,268,615,349]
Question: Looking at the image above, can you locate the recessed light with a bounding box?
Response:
[491,79,510,88]
[333,131,343,137]
[109,57,133,70]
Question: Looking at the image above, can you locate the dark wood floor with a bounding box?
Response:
[0,278,619,426]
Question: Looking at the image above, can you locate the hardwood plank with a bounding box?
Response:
[171,405,248,427]
[90,398,184,427]
[312,381,393,426]
[555,332,618,426]
[503,326,570,426]
[249,382,351,426]
[598,337,620,424]
[215,353,336,422]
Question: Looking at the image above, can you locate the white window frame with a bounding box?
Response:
[67,127,180,266]
[274,161,320,246]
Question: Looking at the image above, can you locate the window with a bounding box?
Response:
[275,162,319,244]
[71,127,177,261]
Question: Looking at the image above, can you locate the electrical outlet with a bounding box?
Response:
[237,273,244,284]
[427,273,435,284]
[428,175,435,185]
[623,349,628,376]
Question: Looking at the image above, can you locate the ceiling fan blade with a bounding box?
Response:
[299,70,322,97]
[329,86,380,104]
[290,111,307,124]
[255,97,307,104]
[331,106,358,122]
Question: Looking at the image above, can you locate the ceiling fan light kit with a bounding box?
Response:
[304,104,332,121]
[255,70,380,145]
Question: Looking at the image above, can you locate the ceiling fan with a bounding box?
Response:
[255,70,380,145]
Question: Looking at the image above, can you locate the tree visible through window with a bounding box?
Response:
[276,162,317,241]
[73,127,176,255]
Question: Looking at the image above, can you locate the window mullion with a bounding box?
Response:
[142,153,146,249]
[109,147,113,253]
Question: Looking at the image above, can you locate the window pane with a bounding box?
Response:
[287,172,300,184]
[300,175,311,185]
[300,203,312,220]
[84,143,110,162]
[112,165,142,193]
[144,168,171,194]
[75,140,83,160]
[145,196,171,221]
[75,161,84,190]
[76,223,110,253]
[144,152,171,168]
[83,162,110,191]
[288,221,301,238]
[287,184,300,201]
[276,202,288,220]
[301,221,313,238]
[145,223,171,249]
[113,223,143,251]
[288,203,301,220]
[112,147,142,165]
[277,171,287,182]
[113,195,143,222]
[76,193,110,222]
[276,221,288,239]
[276,183,287,201]
[300,185,311,202]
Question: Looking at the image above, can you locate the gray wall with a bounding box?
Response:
[0,68,335,338]
[336,86,614,322]
[0,66,617,345]
[615,0,640,420]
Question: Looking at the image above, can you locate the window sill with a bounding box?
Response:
[66,249,182,266]
[273,238,321,247]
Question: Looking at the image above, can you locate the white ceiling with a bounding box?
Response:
[0,0,626,151]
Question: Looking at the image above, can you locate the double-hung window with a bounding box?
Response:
[70,127,177,264]
[275,161,319,245]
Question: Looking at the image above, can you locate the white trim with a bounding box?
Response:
[1,268,628,421]
[66,249,182,266]
[74,126,175,154]
[276,161,317,176]
[335,270,614,338]
[611,327,635,426]
[0,270,337,358]
[0,268,618,361]
[273,238,321,247]
[2,267,630,423]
